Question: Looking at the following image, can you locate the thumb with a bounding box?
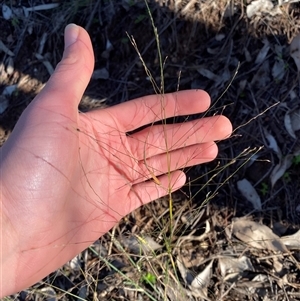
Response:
[36,24,94,110]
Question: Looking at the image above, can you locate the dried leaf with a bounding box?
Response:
[102,39,114,59]
[92,68,109,80]
[289,90,297,100]
[237,179,262,211]
[251,60,270,88]
[215,33,225,41]
[39,287,57,301]
[69,255,81,271]
[247,0,282,18]
[176,258,194,285]
[38,32,48,55]
[106,38,113,51]
[219,256,255,282]
[252,274,268,282]
[78,285,88,300]
[272,257,283,273]
[270,155,293,187]
[197,67,219,81]
[272,59,285,81]
[6,57,14,75]
[0,40,14,56]
[0,95,9,114]
[244,48,252,62]
[120,235,162,254]
[290,33,300,72]
[2,85,17,96]
[238,79,248,95]
[191,260,213,296]
[290,108,300,132]
[25,3,59,12]
[164,281,191,301]
[215,67,231,88]
[280,229,300,249]
[255,39,270,65]
[35,53,54,75]
[284,110,297,139]
[232,218,288,253]
[248,274,269,294]
[207,47,219,55]
[136,235,163,253]
[246,0,274,18]
[15,7,26,18]
[264,128,282,159]
[2,4,12,20]
[224,3,236,17]
[274,44,284,56]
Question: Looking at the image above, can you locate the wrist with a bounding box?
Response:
[0,183,19,297]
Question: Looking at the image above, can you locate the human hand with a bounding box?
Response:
[0,24,232,296]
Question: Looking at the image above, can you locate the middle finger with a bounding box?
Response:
[128,115,231,160]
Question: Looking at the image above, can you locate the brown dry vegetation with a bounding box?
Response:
[1,0,300,300]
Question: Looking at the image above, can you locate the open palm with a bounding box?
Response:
[0,24,232,296]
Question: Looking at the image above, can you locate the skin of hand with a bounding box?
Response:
[0,24,232,296]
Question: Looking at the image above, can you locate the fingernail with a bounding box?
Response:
[64,24,79,49]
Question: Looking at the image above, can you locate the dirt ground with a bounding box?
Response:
[1,0,300,300]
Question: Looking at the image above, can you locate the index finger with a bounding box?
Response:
[102,90,211,132]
